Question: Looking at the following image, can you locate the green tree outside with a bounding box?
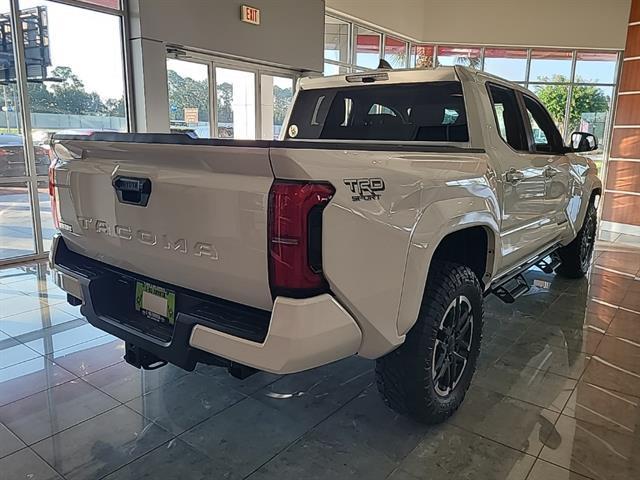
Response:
[1,66,125,133]
[167,69,211,122]
[534,75,610,138]
[2,66,293,133]
[217,81,233,123]
[25,66,125,116]
[167,69,293,129]
[273,84,293,125]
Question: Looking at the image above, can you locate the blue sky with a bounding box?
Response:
[14,0,124,99]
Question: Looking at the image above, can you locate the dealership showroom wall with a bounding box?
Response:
[1,0,640,478]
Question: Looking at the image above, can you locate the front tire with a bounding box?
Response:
[556,201,597,279]
[375,261,483,424]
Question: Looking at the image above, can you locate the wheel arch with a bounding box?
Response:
[572,174,603,235]
[396,199,500,338]
[430,226,496,288]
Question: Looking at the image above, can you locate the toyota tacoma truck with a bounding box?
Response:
[48,66,601,423]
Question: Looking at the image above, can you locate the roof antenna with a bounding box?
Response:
[377,59,393,70]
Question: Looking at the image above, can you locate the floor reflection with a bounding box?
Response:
[0,233,638,479]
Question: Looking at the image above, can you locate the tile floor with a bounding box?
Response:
[0,231,639,480]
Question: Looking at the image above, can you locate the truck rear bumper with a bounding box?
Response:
[190,295,362,374]
[50,234,362,374]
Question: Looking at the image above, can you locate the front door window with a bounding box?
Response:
[522,95,564,153]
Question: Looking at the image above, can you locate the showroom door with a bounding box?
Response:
[167,58,211,137]
[260,74,294,139]
[215,67,256,139]
[166,52,297,141]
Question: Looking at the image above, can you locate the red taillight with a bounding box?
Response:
[48,162,55,196]
[48,155,60,229]
[268,181,335,298]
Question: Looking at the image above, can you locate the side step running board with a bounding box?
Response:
[492,274,530,304]
[535,252,561,274]
[487,244,561,304]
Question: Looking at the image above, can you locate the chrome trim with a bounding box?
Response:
[499,218,552,238]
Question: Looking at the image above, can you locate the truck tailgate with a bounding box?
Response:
[52,140,274,311]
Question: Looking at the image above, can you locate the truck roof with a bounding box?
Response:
[298,66,465,90]
[299,66,534,98]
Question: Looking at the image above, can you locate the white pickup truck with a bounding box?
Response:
[49,66,601,423]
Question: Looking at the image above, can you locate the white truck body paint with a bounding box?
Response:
[50,66,601,372]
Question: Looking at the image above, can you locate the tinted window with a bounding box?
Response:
[368,104,396,116]
[487,84,527,151]
[286,82,469,142]
[523,95,564,153]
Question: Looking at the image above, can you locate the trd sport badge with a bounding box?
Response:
[343,177,385,201]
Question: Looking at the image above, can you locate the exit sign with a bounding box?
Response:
[241,5,260,25]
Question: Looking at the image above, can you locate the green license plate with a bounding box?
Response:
[135,281,176,325]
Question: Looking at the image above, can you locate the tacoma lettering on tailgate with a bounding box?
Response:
[76,217,219,260]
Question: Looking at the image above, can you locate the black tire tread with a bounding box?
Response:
[557,201,597,279]
[375,260,483,424]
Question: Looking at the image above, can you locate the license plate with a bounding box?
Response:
[135,281,176,325]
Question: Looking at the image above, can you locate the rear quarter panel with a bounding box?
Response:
[270,146,500,357]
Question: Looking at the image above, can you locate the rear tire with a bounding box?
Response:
[556,201,597,279]
[375,261,483,424]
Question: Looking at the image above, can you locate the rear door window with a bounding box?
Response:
[286,81,469,142]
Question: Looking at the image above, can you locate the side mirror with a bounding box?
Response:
[570,132,598,152]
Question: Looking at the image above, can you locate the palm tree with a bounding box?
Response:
[454,55,481,69]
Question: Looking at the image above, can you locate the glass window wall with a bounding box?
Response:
[383,35,408,69]
[322,14,621,196]
[0,183,35,260]
[166,55,296,141]
[324,15,349,64]
[355,26,381,69]
[261,75,293,139]
[575,51,618,84]
[167,59,210,137]
[567,85,614,171]
[483,48,527,81]
[216,67,256,140]
[436,46,482,68]
[529,49,573,82]
[323,63,350,75]
[410,45,434,69]
[0,0,128,263]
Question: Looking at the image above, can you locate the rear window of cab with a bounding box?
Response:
[286,81,468,142]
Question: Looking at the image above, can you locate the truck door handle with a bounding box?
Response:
[544,167,558,178]
[505,168,524,184]
[113,176,152,207]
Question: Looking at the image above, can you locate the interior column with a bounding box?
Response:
[602,0,640,234]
